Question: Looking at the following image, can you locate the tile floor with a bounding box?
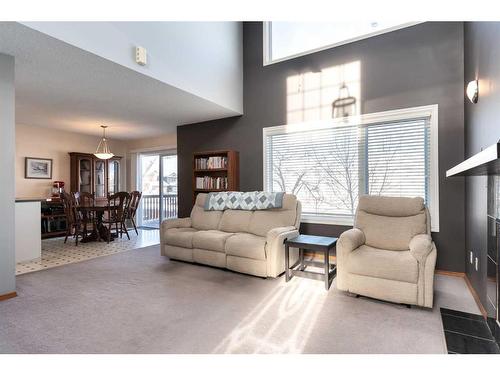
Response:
[16,228,159,275]
[441,307,500,354]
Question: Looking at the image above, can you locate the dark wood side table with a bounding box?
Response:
[284,234,338,290]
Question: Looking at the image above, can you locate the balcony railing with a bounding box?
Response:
[141,194,177,226]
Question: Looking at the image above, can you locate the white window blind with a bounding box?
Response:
[365,119,430,201]
[263,106,438,230]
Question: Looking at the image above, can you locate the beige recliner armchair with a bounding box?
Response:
[336,195,437,308]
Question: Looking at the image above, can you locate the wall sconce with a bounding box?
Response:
[466,80,479,104]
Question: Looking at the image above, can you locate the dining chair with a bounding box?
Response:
[127,191,142,235]
[71,191,96,237]
[78,192,95,206]
[104,192,130,243]
[61,191,90,246]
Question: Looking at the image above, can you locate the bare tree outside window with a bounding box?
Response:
[314,129,359,215]
[272,150,308,196]
[266,119,430,221]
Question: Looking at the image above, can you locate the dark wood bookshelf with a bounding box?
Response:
[192,150,239,203]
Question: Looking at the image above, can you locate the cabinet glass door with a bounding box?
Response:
[79,158,92,193]
[108,159,120,195]
[94,159,106,198]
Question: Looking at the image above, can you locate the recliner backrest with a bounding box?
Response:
[354,195,428,251]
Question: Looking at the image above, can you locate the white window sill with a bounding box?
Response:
[300,214,354,226]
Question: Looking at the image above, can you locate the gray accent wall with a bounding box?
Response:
[464,22,500,307]
[178,22,466,272]
[0,53,15,295]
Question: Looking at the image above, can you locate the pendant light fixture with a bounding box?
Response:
[94,125,114,160]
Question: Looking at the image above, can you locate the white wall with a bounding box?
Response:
[22,22,243,114]
[0,53,15,296]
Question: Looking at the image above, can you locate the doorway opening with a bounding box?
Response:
[138,152,178,229]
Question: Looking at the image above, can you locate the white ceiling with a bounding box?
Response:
[0,22,240,140]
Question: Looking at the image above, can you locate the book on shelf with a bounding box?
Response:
[195,156,228,170]
[195,176,228,190]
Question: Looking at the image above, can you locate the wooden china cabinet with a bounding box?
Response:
[69,152,122,200]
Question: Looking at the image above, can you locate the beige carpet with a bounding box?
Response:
[0,245,479,354]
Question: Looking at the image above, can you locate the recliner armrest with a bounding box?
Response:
[161,217,192,231]
[336,228,365,291]
[409,234,433,263]
[337,228,365,254]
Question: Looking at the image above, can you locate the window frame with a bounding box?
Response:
[262,104,440,232]
[263,22,423,66]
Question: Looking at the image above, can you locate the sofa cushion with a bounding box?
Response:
[247,194,298,237]
[191,194,223,230]
[218,210,253,233]
[225,233,267,260]
[164,227,197,248]
[348,245,418,283]
[163,245,193,262]
[226,255,267,277]
[355,210,426,250]
[192,230,234,252]
[193,249,226,268]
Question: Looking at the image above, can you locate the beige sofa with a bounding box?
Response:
[160,193,301,278]
[336,195,437,308]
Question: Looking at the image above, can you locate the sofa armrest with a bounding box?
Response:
[266,226,297,244]
[265,226,299,278]
[161,217,192,231]
[409,234,433,263]
[160,217,192,254]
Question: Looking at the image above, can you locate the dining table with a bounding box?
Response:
[77,200,117,243]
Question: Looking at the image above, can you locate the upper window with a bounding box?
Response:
[263,105,439,231]
[263,22,419,65]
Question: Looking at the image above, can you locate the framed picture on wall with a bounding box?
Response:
[25,157,53,179]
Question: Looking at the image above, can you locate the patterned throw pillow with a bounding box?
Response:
[204,191,285,211]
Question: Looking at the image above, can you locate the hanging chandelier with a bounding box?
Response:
[94,125,114,160]
[332,82,357,119]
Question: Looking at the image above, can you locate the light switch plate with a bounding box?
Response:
[135,46,147,66]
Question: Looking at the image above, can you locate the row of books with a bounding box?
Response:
[195,156,228,170]
[195,176,228,190]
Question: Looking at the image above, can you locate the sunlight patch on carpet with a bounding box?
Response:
[213,277,328,354]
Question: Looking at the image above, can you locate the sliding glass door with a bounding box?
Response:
[139,152,177,228]
[161,154,178,222]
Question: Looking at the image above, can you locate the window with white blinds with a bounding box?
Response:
[263,105,439,231]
